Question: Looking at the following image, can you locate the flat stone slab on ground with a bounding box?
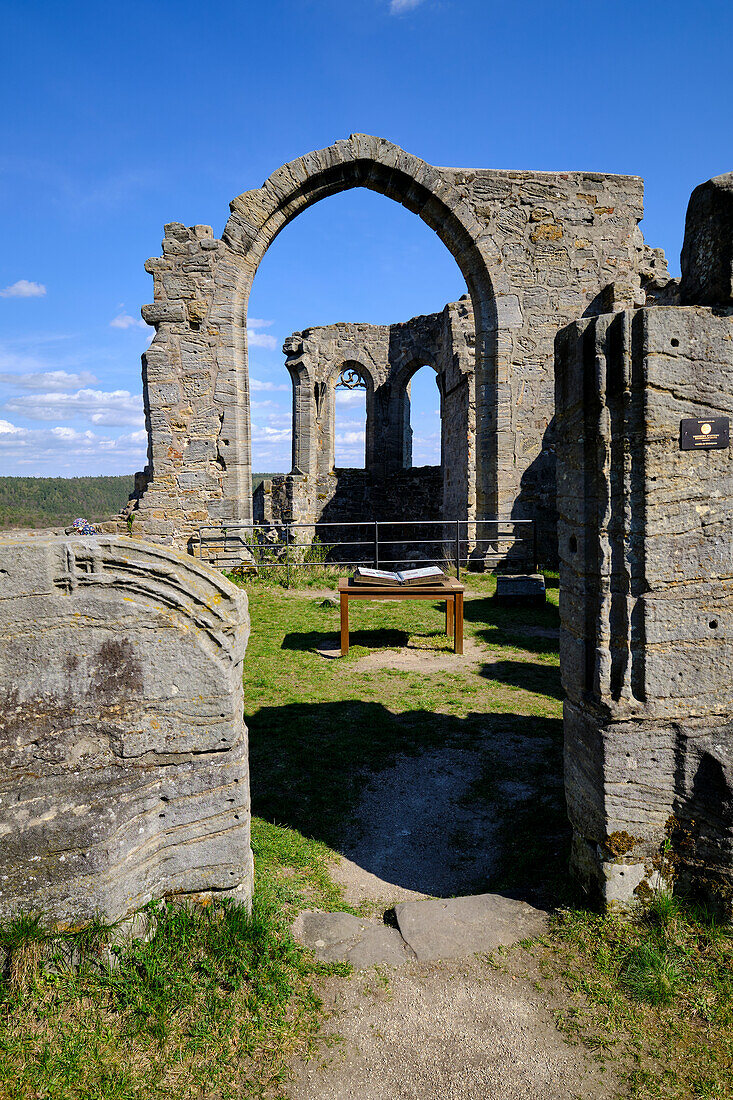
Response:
[292,910,415,967]
[292,892,549,968]
[395,893,549,962]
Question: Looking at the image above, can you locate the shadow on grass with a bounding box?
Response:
[464,595,560,655]
[480,659,563,700]
[281,628,410,652]
[248,699,569,905]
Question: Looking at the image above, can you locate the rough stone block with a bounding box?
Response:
[494,574,546,606]
[556,305,733,912]
[0,536,253,925]
[141,301,187,325]
[681,172,733,306]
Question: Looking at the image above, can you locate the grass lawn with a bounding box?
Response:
[244,571,565,902]
[1,571,731,1099]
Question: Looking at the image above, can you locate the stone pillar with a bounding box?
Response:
[0,536,253,926]
[556,305,733,911]
[401,381,413,469]
[285,356,316,477]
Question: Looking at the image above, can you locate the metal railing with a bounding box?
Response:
[194,518,538,580]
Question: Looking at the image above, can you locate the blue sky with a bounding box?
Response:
[1,0,730,476]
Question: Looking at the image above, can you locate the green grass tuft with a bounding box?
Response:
[0,887,336,1099]
[621,942,683,1006]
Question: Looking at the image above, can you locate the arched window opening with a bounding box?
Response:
[406,365,441,468]
[246,187,467,477]
[334,363,367,469]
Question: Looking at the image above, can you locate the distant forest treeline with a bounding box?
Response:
[0,474,280,529]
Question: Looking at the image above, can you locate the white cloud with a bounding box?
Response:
[0,369,98,391]
[335,430,366,444]
[389,0,426,12]
[251,423,291,444]
[4,387,144,427]
[110,312,150,330]
[335,389,366,406]
[335,418,367,431]
[247,318,274,329]
[0,279,47,298]
[247,329,278,349]
[250,377,289,392]
[0,421,147,469]
[0,340,88,379]
[265,411,292,427]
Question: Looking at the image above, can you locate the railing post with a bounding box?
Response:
[285,524,291,588]
[455,519,460,580]
[374,520,379,570]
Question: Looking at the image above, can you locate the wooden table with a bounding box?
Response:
[338,577,464,656]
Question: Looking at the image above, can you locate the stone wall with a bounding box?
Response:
[259,298,473,531]
[0,536,253,925]
[256,468,443,526]
[556,306,733,910]
[124,135,666,560]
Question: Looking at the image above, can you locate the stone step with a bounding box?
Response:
[292,893,549,968]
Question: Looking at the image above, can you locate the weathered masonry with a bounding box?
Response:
[556,173,733,910]
[0,536,253,925]
[253,298,474,528]
[125,134,671,557]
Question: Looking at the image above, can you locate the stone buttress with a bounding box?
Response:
[556,308,733,909]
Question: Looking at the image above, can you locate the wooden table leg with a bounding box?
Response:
[340,592,349,656]
[446,597,454,639]
[454,591,464,655]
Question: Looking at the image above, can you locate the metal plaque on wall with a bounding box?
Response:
[679,417,730,451]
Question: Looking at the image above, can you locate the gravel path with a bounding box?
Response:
[285,621,593,1099]
[287,954,619,1100]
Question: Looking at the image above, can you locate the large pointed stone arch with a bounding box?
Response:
[132,135,647,556]
[212,134,507,528]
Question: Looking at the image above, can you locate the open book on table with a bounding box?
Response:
[352,565,446,587]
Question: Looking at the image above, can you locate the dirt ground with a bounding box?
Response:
[262,589,617,1098]
[284,753,615,1099]
[286,907,620,1100]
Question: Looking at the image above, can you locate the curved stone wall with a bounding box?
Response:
[0,536,252,925]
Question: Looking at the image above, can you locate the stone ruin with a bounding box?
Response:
[1,141,731,925]
[254,298,474,530]
[0,536,253,925]
[556,173,733,909]
[123,134,673,560]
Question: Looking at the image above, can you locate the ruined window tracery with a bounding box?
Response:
[336,366,367,390]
